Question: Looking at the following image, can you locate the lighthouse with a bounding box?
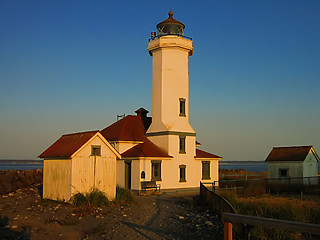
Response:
[146,11,196,159]
[40,11,221,194]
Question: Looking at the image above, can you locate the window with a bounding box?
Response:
[179,98,186,117]
[151,161,161,181]
[179,165,186,182]
[91,145,101,156]
[279,168,288,177]
[141,171,145,179]
[202,161,210,180]
[179,136,186,154]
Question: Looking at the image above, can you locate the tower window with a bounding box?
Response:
[202,161,210,180]
[91,145,101,156]
[179,165,186,182]
[179,136,186,154]
[179,98,186,117]
[151,160,162,181]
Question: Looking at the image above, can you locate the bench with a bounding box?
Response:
[140,181,161,193]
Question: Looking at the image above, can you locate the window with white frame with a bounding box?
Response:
[279,168,289,177]
[179,165,186,182]
[179,98,186,117]
[202,161,210,180]
[179,136,186,154]
[151,160,162,181]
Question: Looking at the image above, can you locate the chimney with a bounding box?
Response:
[135,108,149,119]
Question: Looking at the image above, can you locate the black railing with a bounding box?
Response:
[148,33,192,41]
[222,213,320,240]
[200,182,236,214]
[216,176,320,196]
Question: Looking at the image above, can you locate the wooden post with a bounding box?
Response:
[224,221,232,240]
[288,178,291,193]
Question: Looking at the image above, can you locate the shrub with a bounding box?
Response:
[70,188,109,207]
[115,185,134,204]
[70,192,89,207]
[86,188,109,207]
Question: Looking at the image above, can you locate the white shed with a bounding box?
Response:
[265,146,319,185]
[39,131,121,201]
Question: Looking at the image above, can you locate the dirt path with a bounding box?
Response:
[0,187,223,240]
[121,193,223,239]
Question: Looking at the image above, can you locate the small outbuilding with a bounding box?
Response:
[265,146,319,185]
[39,131,121,201]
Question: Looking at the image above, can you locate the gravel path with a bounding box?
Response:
[0,187,223,240]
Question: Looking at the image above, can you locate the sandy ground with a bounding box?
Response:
[0,186,223,240]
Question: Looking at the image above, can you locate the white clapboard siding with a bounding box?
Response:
[71,134,117,199]
[43,159,71,201]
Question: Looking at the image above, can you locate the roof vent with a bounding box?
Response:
[117,114,125,121]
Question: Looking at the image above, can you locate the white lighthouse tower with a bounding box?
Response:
[146,11,197,188]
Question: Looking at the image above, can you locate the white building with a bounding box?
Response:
[39,11,222,198]
[265,145,319,185]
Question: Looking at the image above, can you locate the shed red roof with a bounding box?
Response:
[39,131,99,159]
[122,138,172,158]
[265,146,316,162]
[100,115,146,142]
[195,149,222,159]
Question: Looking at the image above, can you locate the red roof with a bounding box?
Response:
[39,131,99,159]
[265,146,316,162]
[195,149,222,159]
[122,138,172,158]
[101,115,146,142]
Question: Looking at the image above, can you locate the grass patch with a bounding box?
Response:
[220,192,320,239]
[114,185,134,205]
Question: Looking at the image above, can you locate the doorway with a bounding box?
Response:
[125,161,132,189]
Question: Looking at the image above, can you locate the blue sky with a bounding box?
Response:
[1,0,319,161]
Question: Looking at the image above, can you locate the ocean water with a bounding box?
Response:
[219,161,320,172]
[0,163,43,170]
[219,161,268,172]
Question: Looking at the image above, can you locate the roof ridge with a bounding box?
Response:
[62,130,99,137]
[273,145,313,149]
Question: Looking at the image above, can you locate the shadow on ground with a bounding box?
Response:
[0,217,30,240]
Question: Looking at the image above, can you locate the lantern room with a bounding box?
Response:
[156,11,185,36]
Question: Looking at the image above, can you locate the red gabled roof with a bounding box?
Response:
[195,149,222,159]
[122,138,172,158]
[265,146,315,162]
[39,130,99,159]
[101,115,146,142]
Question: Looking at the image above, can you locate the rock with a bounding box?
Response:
[205,221,213,226]
[25,171,34,184]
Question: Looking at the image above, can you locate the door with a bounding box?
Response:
[125,161,132,189]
